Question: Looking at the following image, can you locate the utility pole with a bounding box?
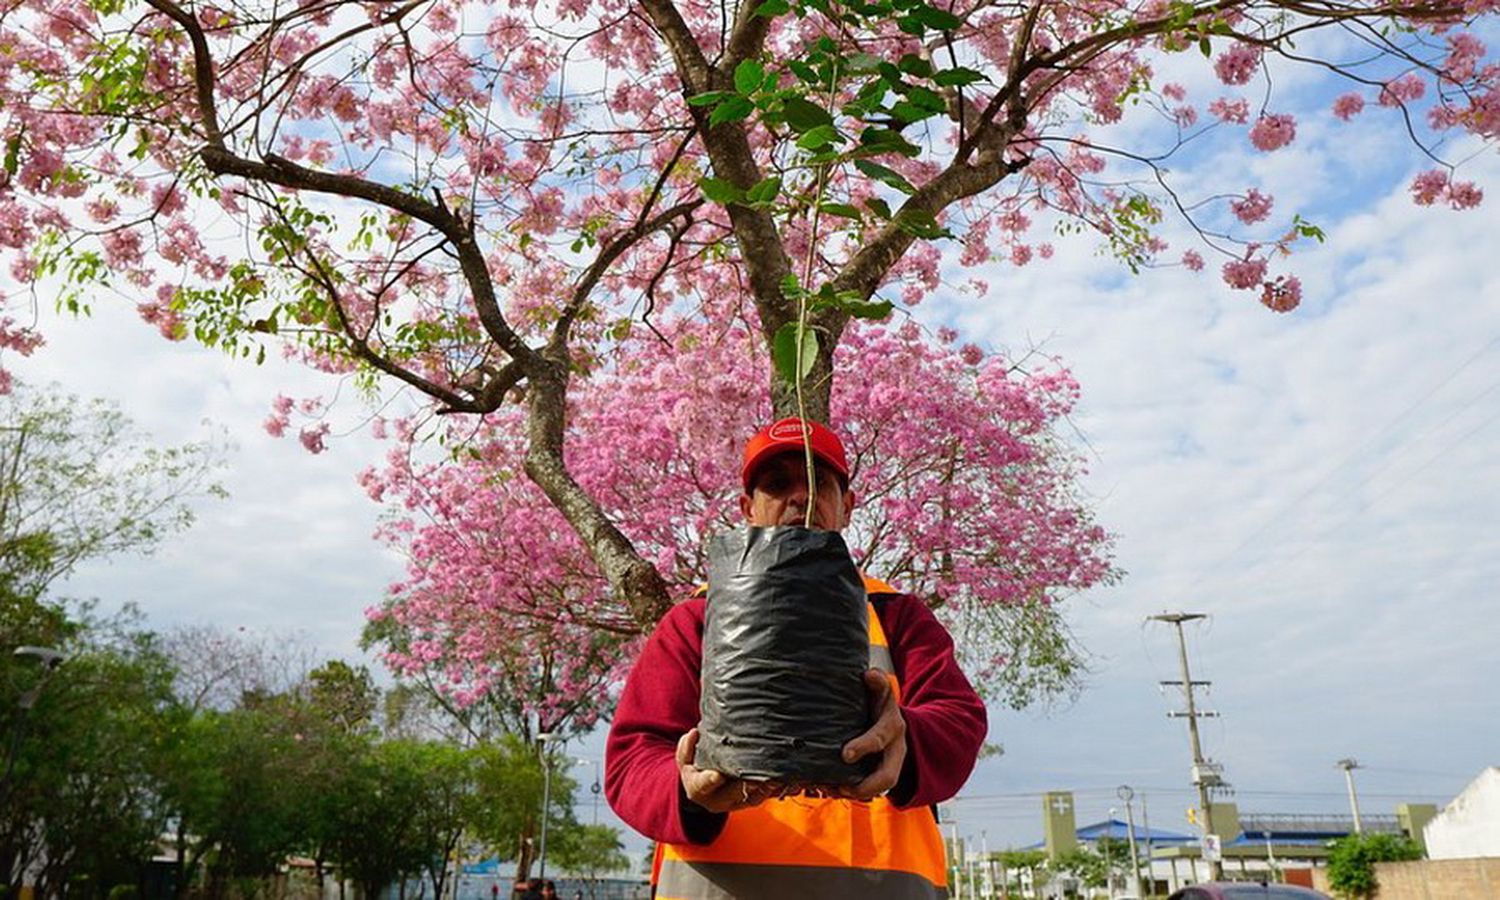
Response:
[1150,612,1226,881]
[1119,785,1143,900]
[1337,758,1364,833]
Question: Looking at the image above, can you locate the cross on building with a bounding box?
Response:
[1051,795,1072,815]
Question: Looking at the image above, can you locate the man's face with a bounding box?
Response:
[739,452,854,531]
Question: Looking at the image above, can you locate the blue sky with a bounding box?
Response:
[18,18,1500,860]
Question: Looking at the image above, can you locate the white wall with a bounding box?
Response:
[1425,767,1500,859]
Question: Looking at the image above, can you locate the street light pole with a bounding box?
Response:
[536,732,563,881]
[1337,758,1364,834]
[1,646,66,808]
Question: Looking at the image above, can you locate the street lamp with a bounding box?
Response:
[573,756,601,825]
[571,757,601,900]
[2,645,66,806]
[536,732,565,881]
[1336,758,1364,834]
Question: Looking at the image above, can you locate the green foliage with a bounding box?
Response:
[547,824,631,876]
[1327,832,1423,898]
[0,385,225,598]
[0,598,179,900]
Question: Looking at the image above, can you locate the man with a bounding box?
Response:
[605,417,987,898]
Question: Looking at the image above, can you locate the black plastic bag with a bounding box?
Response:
[694,525,873,785]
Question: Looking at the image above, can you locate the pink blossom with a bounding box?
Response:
[1332,93,1365,121]
[1222,255,1268,290]
[1249,114,1296,151]
[299,423,331,454]
[1162,82,1187,102]
[1173,105,1199,127]
[1411,169,1449,205]
[1260,276,1301,312]
[0,319,43,355]
[1011,244,1033,266]
[1230,189,1274,225]
[1444,34,1486,81]
[1378,74,1426,107]
[1447,180,1484,209]
[1182,250,1205,271]
[1214,45,1262,86]
[1208,98,1249,124]
[151,183,186,216]
[86,198,119,223]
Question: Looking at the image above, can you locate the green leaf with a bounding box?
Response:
[698,177,746,205]
[898,54,933,77]
[1199,37,1212,57]
[788,60,819,84]
[796,124,840,150]
[746,176,783,203]
[844,298,894,320]
[860,127,923,157]
[844,52,884,74]
[864,197,893,219]
[772,322,819,385]
[708,95,755,126]
[890,99,939,124]
[734,60,765,95]
[686,90,738,107]
[932,67,986,87]
[782,97,834,132]
[854,159,917,194]
[904,85,947,111]
[894,207,951,239]
[753,0,791,16]
[897,13,927,35]
[3,136,20,176]
[818,202,863,220]
[913,4,963,30]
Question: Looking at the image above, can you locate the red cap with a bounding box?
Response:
[741,417,850,492]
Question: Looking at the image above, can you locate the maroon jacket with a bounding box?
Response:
[604,592,988,845]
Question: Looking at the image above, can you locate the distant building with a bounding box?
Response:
[1424,766,1500,860]
[1012,790,1438,894]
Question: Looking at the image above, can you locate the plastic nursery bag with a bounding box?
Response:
[694,525,873,785]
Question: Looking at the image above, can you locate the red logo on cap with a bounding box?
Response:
[768,421,810,442]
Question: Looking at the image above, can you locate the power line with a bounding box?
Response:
[1176,334,1499,595]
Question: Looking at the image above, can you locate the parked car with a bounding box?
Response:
[1168,883,1333,900]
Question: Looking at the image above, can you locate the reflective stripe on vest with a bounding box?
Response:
[656,575,947,899]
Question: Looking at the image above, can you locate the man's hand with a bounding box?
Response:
[677,728,780,813]
[839,669,907,801]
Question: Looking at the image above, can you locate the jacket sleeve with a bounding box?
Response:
[881,594,989,809]
[604,600,728,845]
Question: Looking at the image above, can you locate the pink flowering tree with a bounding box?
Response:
[0,0,1495,708]
[364,316,1114,723]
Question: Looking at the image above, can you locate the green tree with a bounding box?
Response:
[305,660,378,735]
[466,736,552,880]
[1327,832,1423,899]
[331,739,432,900]
[155,702,307,900]
[0,601,177,900]
[995,849,1048,898]
[0,386,223,599]
[546,824,631,880]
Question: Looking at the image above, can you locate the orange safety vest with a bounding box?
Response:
[654,576,949,899]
